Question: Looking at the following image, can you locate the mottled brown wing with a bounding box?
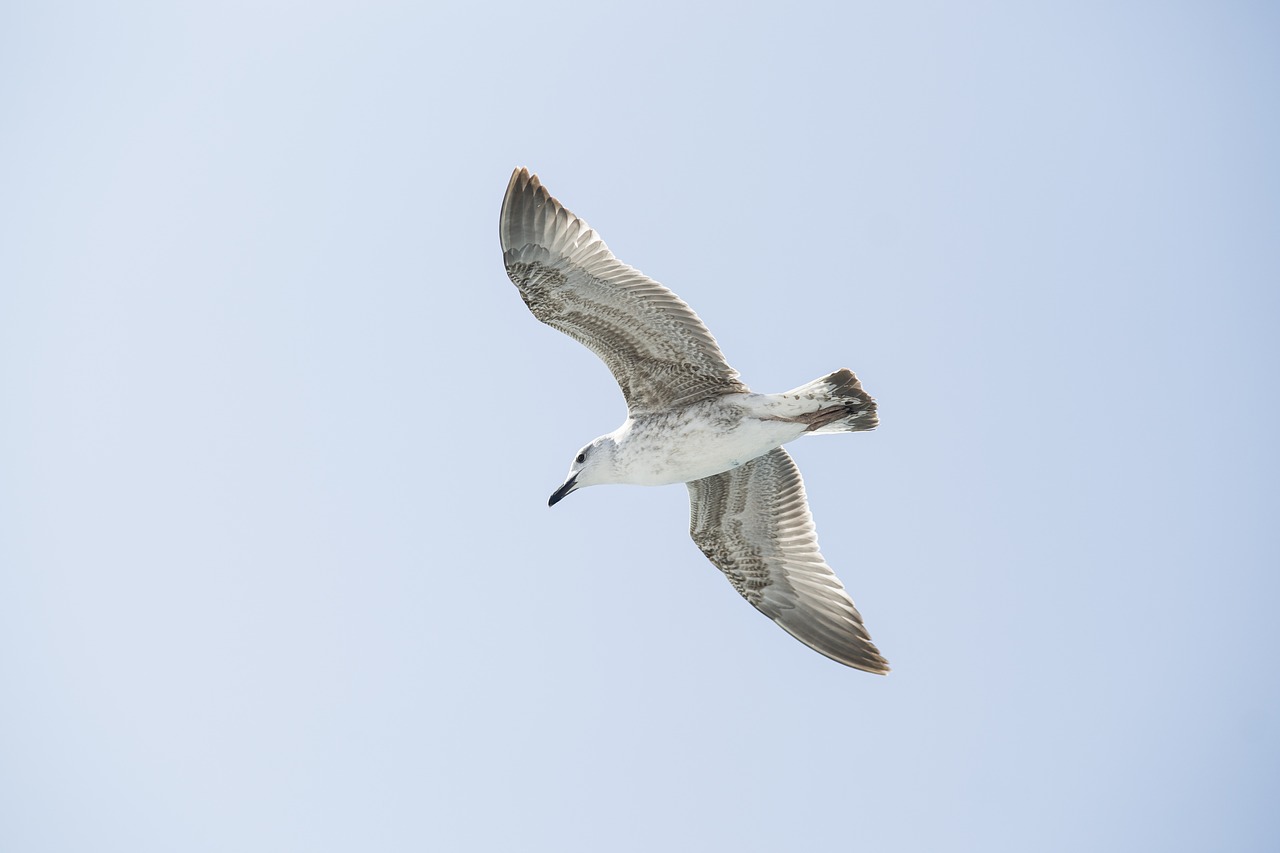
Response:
[687,448,889,673]
[500,167,748,415]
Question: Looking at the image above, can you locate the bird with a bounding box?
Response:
[499,167,889,673]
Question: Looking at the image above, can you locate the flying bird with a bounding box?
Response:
[500,168,889,673]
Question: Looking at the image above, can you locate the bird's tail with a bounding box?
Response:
[784,369,879,434]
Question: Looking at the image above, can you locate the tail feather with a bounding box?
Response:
[785,368,879,434]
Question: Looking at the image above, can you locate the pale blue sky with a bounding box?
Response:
[1,2,1277,851]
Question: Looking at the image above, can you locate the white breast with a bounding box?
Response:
[611,397,810,486]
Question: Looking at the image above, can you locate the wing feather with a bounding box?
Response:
[687,448,889,673]
[500,167,748,415]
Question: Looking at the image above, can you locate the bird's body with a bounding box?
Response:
[595,386,874,486]
[500,167,890,673]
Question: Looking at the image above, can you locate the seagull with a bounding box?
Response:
[500,167,889,673]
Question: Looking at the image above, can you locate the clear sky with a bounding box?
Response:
[1,2,1277,851]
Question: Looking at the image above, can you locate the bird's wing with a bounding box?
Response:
[500,167,748,415]
[687,448,889,673]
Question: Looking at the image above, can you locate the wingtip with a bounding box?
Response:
[768,613,893,675]
[507,165,534,189]
[843,654,891,675]
[859,644,892,675]
[841,650,892,675]
[501,166,535,250]
[503,166,535,209]
[508,166,547,197]
[501,166,557,252]
[849,642,892,675]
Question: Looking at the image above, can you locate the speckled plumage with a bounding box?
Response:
[500,167,888,673]
[688,448,888,673]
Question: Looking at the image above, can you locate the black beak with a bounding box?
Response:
[548,474,579,507]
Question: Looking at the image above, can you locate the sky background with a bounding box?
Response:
[1,2,1277,851]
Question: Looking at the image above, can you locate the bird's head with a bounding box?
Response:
[548,436,619,506]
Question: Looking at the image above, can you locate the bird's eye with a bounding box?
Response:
[576,452,586,464]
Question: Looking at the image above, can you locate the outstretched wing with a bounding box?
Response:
[500,167,748,415]
[687,448,889,673]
